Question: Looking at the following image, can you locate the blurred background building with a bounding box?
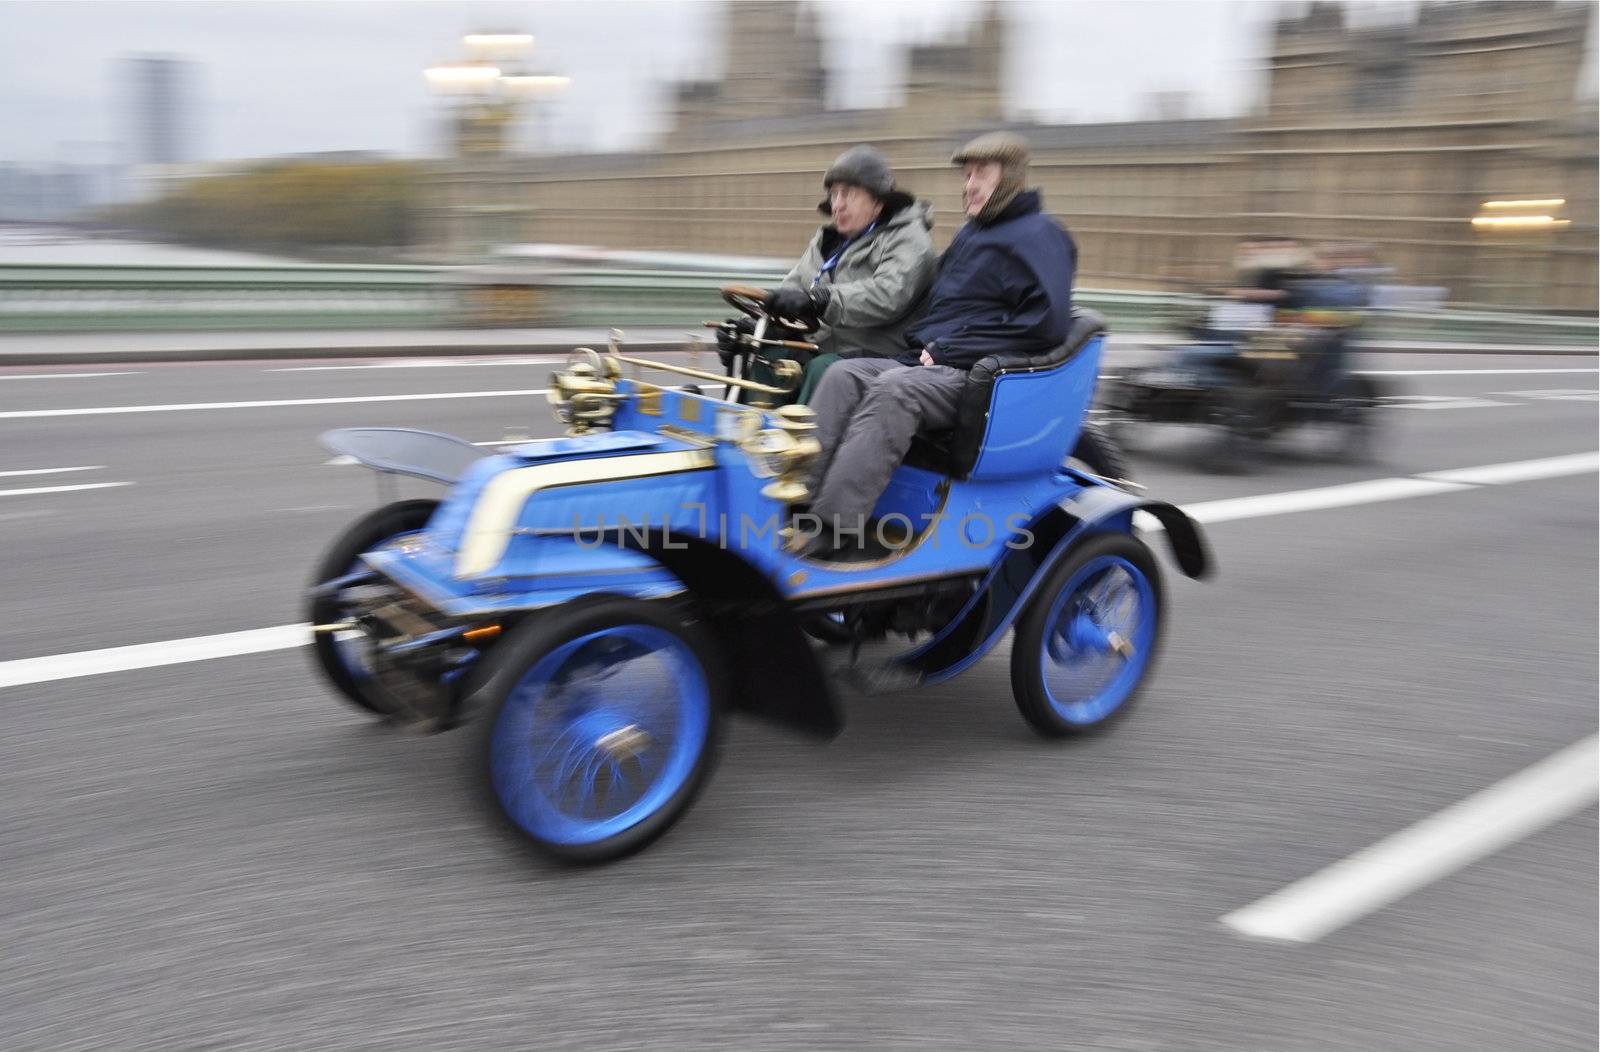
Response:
[122,54,199,202]
[422,0,1597,312]
[126,55,195,168]
[0,54,199,222]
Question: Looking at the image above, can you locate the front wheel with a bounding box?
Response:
[1010,533,1164,737]
[467,597,724,864]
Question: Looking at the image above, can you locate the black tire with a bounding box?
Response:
[307,498,439,715]
[1067,421,1134,483]
[1333,374,1384,464]
[465,596,725,865]
[1010,532,1164,738]
[1206,393,1260,474]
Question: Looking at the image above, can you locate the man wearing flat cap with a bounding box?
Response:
[798,131,1078,556]
[719,145,936,403]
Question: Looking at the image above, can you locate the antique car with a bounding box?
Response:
[1098,299,1386,470]
[306,291,1211,864]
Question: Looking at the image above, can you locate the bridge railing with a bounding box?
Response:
[0,261,1593,349]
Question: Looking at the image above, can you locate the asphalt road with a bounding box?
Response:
[1,349,1596,1050]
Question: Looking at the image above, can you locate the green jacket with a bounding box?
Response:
[780,198,936,360]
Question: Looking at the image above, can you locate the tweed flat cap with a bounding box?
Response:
[950,131,1030,167]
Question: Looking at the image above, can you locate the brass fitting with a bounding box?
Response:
[749,404,821,504]
[547,351,622,434]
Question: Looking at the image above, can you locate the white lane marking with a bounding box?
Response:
[1221,735,1599,944]
[1380,395,1513,410]
[0,378,729,420]
[1494,388,1598,402]
[0,389,551,419]
[1179,453,1597,525]
[1184,477,1473,524]
[1,449,1595,688]
[0,465,104,478]
[0,481,133,498]
[1362,340,1600,353]
[1357,367,1597,377]
[325,455,358,466]
[0,624,310,690]
[0,371,142,380]
[269,357,564,372]
[0,509,55,523]
[1418,451,1600,486]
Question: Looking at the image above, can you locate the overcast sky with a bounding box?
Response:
[0,1,1589,167]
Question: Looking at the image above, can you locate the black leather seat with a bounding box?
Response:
[903,309,1107,480]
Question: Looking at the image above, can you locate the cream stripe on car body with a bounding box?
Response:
[453,449,717,578]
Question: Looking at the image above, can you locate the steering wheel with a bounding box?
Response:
[720,283,820,335]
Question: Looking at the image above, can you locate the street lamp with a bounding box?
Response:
[424,31,571,262]
[424,31,569,155]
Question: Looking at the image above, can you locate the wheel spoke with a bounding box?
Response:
[1035,553,1156,728]
[488,618,713,849]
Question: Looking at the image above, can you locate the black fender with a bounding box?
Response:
[612,528,843,739]
[901,483,1211,684]
[319,427,488,485]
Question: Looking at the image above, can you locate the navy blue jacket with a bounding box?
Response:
[903,190,1076,369]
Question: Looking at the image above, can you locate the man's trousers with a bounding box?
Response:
[805,358,967,533]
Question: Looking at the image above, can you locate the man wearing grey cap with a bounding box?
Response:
[797,131,1077,556]
[725,145,936,403]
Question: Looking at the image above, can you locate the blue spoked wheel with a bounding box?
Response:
[307,499,439,716]
[470,597,723,864]
[1010,533,1163,737]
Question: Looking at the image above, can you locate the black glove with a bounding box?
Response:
[767,284,829,323]
[715,316,755,366]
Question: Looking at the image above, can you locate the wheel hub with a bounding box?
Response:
[595,723,653,763]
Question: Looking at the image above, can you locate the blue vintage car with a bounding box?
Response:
[307,296,1211,864]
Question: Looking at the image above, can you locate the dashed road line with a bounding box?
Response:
[1221,735,1599,943]
[0,481,133,498]
[1380,395,1514,410]
[0,371,142,380]
[1184,476,1472,523]
[268,357,564,372]
[1418,451,1600,486]
[0,465,105,478]
[0,381,727,420]
[1357,367,1596,377]
[0,624,307,690]
[0,389,552,419]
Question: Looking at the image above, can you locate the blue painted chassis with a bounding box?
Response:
[322,332,1210,736]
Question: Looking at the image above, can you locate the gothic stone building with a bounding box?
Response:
[425,1,1597,311]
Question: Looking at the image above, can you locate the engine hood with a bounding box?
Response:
[423,430,718,579]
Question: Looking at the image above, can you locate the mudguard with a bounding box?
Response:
[320,428,488,485]
[611,528,843,739]
[901,483,1211,685]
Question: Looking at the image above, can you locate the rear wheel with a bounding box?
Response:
[1010,533,1163,737]
[1332,373,1383,464]
[468,597,724,864]
[307,499,439,716]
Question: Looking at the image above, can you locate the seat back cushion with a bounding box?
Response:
[904,309,1106,480]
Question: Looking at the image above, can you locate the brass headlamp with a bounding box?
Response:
[742,404,820,504]
[547,348,624,434]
